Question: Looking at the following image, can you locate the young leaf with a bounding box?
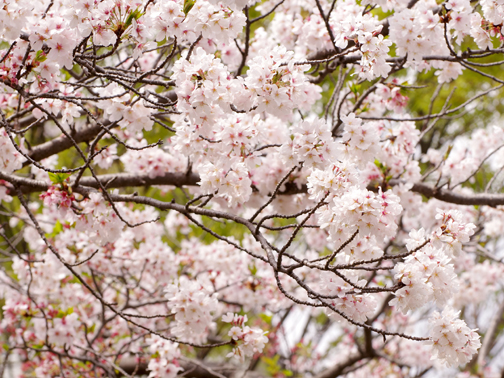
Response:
[183,0,195,16]
[48,172,71,185]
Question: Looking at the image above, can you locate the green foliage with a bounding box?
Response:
[259,313,273,325]
[373,159,390,179]
[183,0,195,16]
[249,263,258,276]
[315,312,328,325]
[125,7,144,27]
[34,50,47,63]
[45,220,64,239]
[48,172,71,185]
[30,343,44,350]
[262,355,294,377]
[410,39,504,153]
[349,82,361,96]
[87,323,96,334]
[144,123,175,144]
[55,307,74,319]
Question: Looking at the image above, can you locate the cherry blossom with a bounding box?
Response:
[429,308,481,367]
[3,0,504,376]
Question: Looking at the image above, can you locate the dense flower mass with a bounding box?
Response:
[429,308,482,367]
[2,0,504,377]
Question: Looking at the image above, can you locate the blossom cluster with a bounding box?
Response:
[390,242,458,313]
[3,0,504,375]
[428,308,481,367]
[391,209,476,313]
[0,128,23,172]
[95,82,154,133]
[77,192,124,245]
[319,188,403,244]
[245,47,322,118]
[318,271,377,323]
[332,1,392,79]
[165,278,220,343]
[147,336,182,378]
[222,312,269,360]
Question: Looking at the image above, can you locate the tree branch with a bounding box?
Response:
[4,171,504,207]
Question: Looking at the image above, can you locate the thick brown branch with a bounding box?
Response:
[406,181,504,207]
[24,123,104,165]
[78,172,201,189]
[3,170,504,206]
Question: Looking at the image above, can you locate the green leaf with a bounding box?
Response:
[248,263,258,276]
[183,0,195,16]
[271,71,282,84]
[259,313,273,325]
[48,172,70,185]
[374,159,386,173]
[45,220,64,239]
[262,355,284,375]
[349,82,361,94]
[444,144,453,160]
[2,343,9,351]
[125,7,144,27]
[54,307,74,318]
[315,312,328,324]
[34,50,47,63]
[262,355,280,367]
[53,220,63,235]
